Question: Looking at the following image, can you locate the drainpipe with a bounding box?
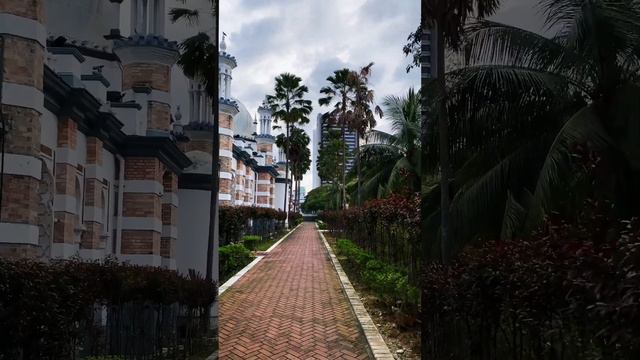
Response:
[0,35,5,218]
[114,154,125,256]
[254,170,257,206]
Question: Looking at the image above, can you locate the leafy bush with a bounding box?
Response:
[316,220,328,230]
[321,194,420,285]
[219,243,254,282]
[423,201,640,360]
[289,212,303,226]
[242,235,261,251]
[0,258,217,359]
[219,206,286,245]
[335,239,419,310]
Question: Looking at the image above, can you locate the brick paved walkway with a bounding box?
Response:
[219,222,370,359]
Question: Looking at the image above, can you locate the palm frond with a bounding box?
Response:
[525,105,611,230]
[169,8,200,24]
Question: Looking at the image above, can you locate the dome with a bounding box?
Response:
[232,99,257,138]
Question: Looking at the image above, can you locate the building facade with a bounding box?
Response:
[316,112,357,185]
[0,0,287,274]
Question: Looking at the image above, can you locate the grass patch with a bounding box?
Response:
[253,230,289,252]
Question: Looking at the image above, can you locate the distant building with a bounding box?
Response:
[298,186,306,205]
[312,118,322,189]
[316,113,357,185]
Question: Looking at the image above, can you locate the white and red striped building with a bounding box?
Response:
[0,0,288,277]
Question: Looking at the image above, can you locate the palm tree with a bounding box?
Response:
[358,88,421,200]
[317,130,347,209]
[350,63,383,206]
[426,0,640,256]
[276,127,311,212]
[319,68,358,209]
[422,0,502,263]
[266,74,313,225]
[170,0,217,283]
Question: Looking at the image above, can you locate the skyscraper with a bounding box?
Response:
[316,113,357,185]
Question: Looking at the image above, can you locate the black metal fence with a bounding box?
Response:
[76,303,216,360]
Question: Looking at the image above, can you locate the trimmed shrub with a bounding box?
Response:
[0,258,217,359]
[242,235,261,251]
[334,239,419,310]
[423,202,640,359]
[219,243,253,282]
[219,206,286,245]
[289,212,303,226]
[320,194,420,285]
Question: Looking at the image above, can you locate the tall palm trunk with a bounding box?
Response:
[436,23,450,264]
[284,123,290,225]
[294,179,300,212]
[356,131,361,206]
[341,92,347,209]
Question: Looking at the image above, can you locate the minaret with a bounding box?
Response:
[112,1,180,267]
[255,101,277,208]
[218,34,239,205]
[114,1,178,136]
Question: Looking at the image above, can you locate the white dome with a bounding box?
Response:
[232,99,256,138]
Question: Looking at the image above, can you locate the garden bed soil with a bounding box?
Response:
[326,234,420,359]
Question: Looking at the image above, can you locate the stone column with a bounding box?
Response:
[0,0,46,257]
[161,171,178,269]
[53,117,80,258]
[80,137,106,257]
[115,36,178,134]
[120,157,164,266]
[218,113,234,205]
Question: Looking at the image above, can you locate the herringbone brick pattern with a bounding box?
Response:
[220,223,370,359]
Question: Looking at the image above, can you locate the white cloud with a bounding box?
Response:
[221,0,420,190]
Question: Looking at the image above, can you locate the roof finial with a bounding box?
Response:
[221,32,227,52]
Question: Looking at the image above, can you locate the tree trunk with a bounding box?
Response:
[341,92,347,209]
[284,123,290,226]
[356,131,361,207]
[436,23,450,264]
[295,180,299,212]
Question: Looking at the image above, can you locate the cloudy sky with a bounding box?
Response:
[221,0,421,191]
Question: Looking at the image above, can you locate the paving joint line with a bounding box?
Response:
[218,223,302,296]
[317,223,395,360]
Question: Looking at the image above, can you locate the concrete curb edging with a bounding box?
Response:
[218,223,302,296]
[317,224,395,360]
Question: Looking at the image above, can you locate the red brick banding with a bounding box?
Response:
[121,230,160,254]
[147,101,171,131]
[80,222,103,249]
[54,212,76,244]
[2,106,41,156]
[1,36,44,90]
[122,63,171,92]
[220,114,233,129]
[57,117,77,149]
[0,0,45,22]
[1,175,39,224]
[86,137,103,166]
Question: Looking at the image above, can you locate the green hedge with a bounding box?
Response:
[242,235,261,251]
[335,239,419,310]
[219,243,254,282]
[0,257,216,359]
[219,206,286,245]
